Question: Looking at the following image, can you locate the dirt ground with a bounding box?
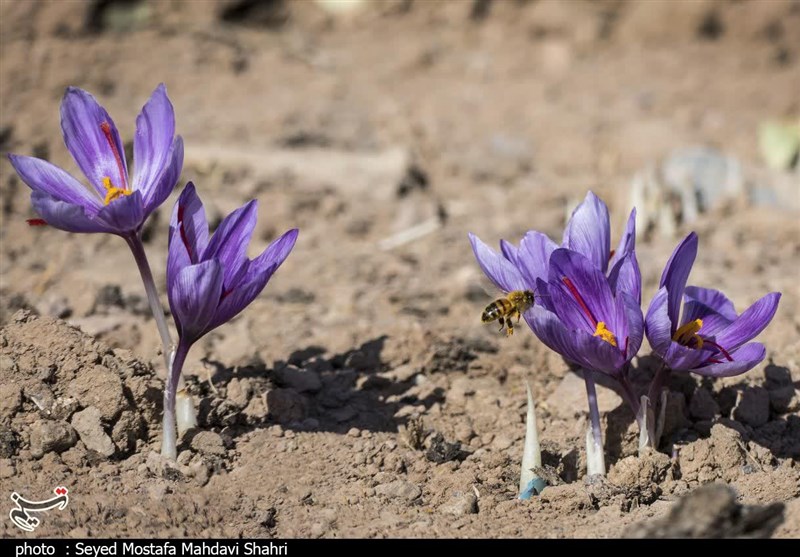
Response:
[1,0,799,539]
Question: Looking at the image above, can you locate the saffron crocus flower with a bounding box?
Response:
[469,191,642,475]
[8,85,184,371]
[8,84,183,236]
[645,232,780,383]
[161,183,298,459]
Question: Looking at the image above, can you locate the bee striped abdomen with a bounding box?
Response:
[480,290,536,336]
[482,298,513,323]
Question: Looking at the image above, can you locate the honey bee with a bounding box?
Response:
[481,290,536,336]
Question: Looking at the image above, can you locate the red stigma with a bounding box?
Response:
[100,121,127,190]
[177,205,195,262]
[26,218,48,226]
[562,277,598,327]
[703,339,734,362]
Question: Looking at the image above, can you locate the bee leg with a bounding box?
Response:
[507,317,514,336]
[497,316,505,333]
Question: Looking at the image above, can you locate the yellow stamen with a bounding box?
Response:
[673,318,703,346]
[593,321,618,347]
[102,176,132,205]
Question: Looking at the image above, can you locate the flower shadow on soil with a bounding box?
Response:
[191,335,443,437]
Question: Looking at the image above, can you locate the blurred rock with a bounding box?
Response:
[67,365,126,422]
[375,480,421,502]
[274,365,322,393]
[689,387,719,421]
[769,385,799,414]
[226,378,252,408]
[0,427,17,458]
[624,483,784,538]
[191,431,227,457]
[679,424,746,483]
[608,449,671,488]
[440,492,478,516]
[733,387,770,428]
[71,407,115,458]
[111,410,144,455]
[265,389,308,423]
[629,147,743,239]
[29,419,77,458]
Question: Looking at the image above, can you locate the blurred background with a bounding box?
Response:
[1,0,798,360]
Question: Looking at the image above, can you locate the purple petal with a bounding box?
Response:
[644,287,672,354]
[608,208,636,271]
[548,248,619,336]
[533,277,555,313]
[29,191,109,233]
[94,190,144,233]
[468,233,528,293]
[167,223,192,293]
[518,231,558,286]
[662,340,716,372]
[499,239,519,265]
[170,182,209,264]
[526,306,624,376]
[562,191,611,273]
[680,296,735,337]
[715,292,781,351]
[207,265,274,332]
[659,232,698,331]
[690,343,766,378]
[132,84,176,195]
[608,250,641,304]
[226,228,298,292]
[683,286,738,322]
[142,135,184,214]
[620,291,643,361]
[168,259,224,343]
[249,228,299,277]
[60,87,128,196]
[203,200,258,289]
[8,155,100,210]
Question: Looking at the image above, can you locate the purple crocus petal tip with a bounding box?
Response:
[692,342,767,378]
[133,83,177,196]
[30,191,109,234]
[8,154,100,209]
[468,232,527,293]
[562,190,611,273]
[60,86,129,196]
[716,292,781,351]
[660,231,698,329]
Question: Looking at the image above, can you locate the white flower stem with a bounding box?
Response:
[162,341,190,460]
[519,381,543,498]
[583,370,606,476]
